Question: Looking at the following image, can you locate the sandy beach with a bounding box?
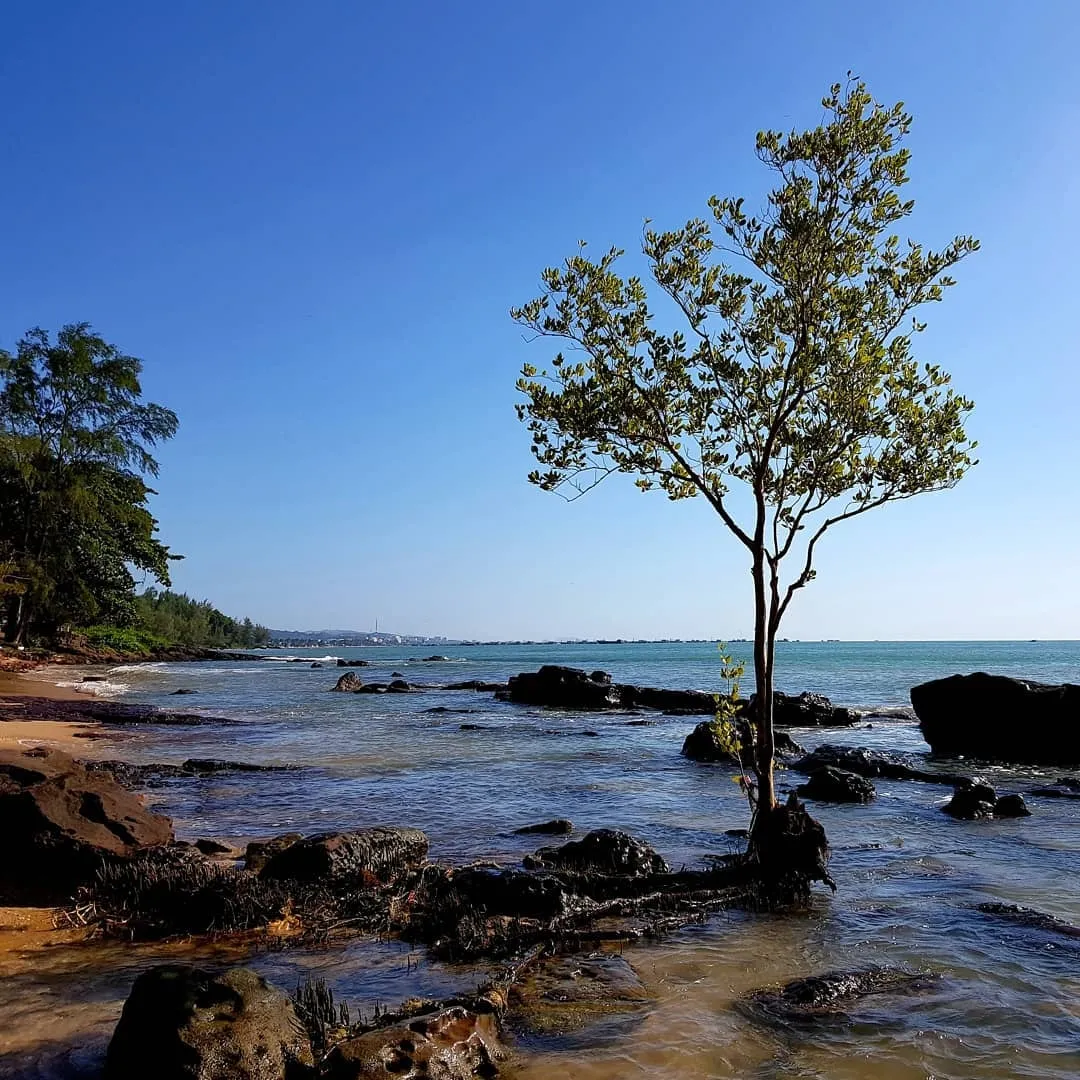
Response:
[0,668,108,751]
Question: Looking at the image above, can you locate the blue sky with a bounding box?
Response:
[2,1,1077,640]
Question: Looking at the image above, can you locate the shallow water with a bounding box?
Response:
[3,641,1079,1077]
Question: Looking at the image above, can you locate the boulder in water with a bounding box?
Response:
[523,828,670,876]
[797,766,875,803]
[104,964,313,1080]
[911,672,1080,766]
[681,720,802,763]
[332,672,364,692]
[513,818,574,835]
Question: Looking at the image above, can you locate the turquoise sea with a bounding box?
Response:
[5,640,1080,1079]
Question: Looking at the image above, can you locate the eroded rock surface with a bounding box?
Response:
[259,827,429,884]
[797,766,875,803]
[523,829,670,877]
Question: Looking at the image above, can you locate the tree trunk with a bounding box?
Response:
[751,553,776,814]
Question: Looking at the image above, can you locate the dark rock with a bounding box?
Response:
[323,1002,506,1080]
[681,720,803,764]
[911,672,1080,766]
[942,778,998,819]
[0,697,238,727]
[260,826,429,884]
[82,675,108,682]
[193,838,234,856]
[499,666,622,710]
[513,819,574,836]
[975,902,1080,938]
[750,795,835,896]
[631,685,716,713]
[1055,775,1080,789]
[751,691,858,728]
[337,658,370,667]
[311,662,323,669]
[459,723,486,731]
[420,655,452,662]
[171,688,198,695]
[387,679,411,692]
[332,672,364,692]
[243,832,303,873]
[392,672,405,678]
[0,746,173,902]
[792,744,963,785]
[992,793,1031,818]
[797,767,875,804]
[446,866,571,920]
[354,683,388,694]
[86,758,293,790]
[590,670,612,685]
[1027,785,1080,800]
[742,966,934,1023]
[507,953,649,1038]
[104,964,313,1080]
[445,680,509,692]
[523,829,670,877]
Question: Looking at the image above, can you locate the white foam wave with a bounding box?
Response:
[54,679,132,697]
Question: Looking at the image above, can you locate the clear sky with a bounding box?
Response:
[2,1,1077,640]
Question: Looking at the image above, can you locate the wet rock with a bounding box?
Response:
[87,758,293,790]
[323,1002,506,1080]
[993,793,1031,818]
[631,686,716,713]
[387,679,411,692]
[391,672,405,678]
[590,670,612,684]
[447,866,572,920]
[244,832,304,873]
[499,666,622,709]
[507,953,649,1038]
[0,746,173,902]
[942,778,999,819]
[171,688,198,695]
[193,838,235,856]
[742,966,934,1023]
[792,744,962,785]
[514,818,574,836]
[681,720,803,763]
[751,691,858,727]
[337,659,370,667]
[445,680,510,692]
[750,795,835,897]
[523,829,670,877]
[260,826,429,884]
[82,675,108,682]
[311,662,323,669]
[420,655,452,662]
[797,767,875,803]
[1026,785,1080,801]
[104,964,313,1080]
[460,723,486,731]
[911,672,1080,766]
[975,902,1080,938]
[332,672,364,692]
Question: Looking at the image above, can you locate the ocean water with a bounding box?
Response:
[3,641,1079,1078]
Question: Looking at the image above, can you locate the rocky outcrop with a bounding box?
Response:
[259,827,429,884]
[523,828,670,876]
[0,746,173,902]
[87,758,293,790]
[911,672,1080,766]
[797,767,875,803]
[750,691,858,727]
[975,902,1080,939]
[741,966,935,1023]
[942,779,1031,820]
[336,659,370,667]
[0,696,237,726]
[498,666,623,709]
[104,964,313,1080]
[323,999,507,1080]
[244,832,304,873]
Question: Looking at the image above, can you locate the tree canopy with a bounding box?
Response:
[513,79,977,839]
[0,323,178,642]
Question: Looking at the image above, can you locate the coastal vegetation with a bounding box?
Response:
[0,323,267,653]
[513,78,978,859]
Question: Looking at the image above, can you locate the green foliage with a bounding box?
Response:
[0,324,178,642]
[512,78,977,816]
[710,644,746,756]
[78,625,170,656]
[133,588,271,648]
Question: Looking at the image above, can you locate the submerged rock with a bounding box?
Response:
[514,818,574,836]
[523,829,670,877]
[742,966,935,1023]
[792,744,963,785]
[323,1000,506,1080]
[797,767,875,804]
[750,691,858,728]
[993,793,1031,818]
[259,826,429,884]
[911,672,1080,766]
[975,902,1080,939]
[507,953,650,1039]
[105,964,313,1080]
[0,746,173,902]
[337,659,370,667]
[87,758,293,790]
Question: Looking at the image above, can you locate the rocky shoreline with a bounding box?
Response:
[2,662,1079,1077]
